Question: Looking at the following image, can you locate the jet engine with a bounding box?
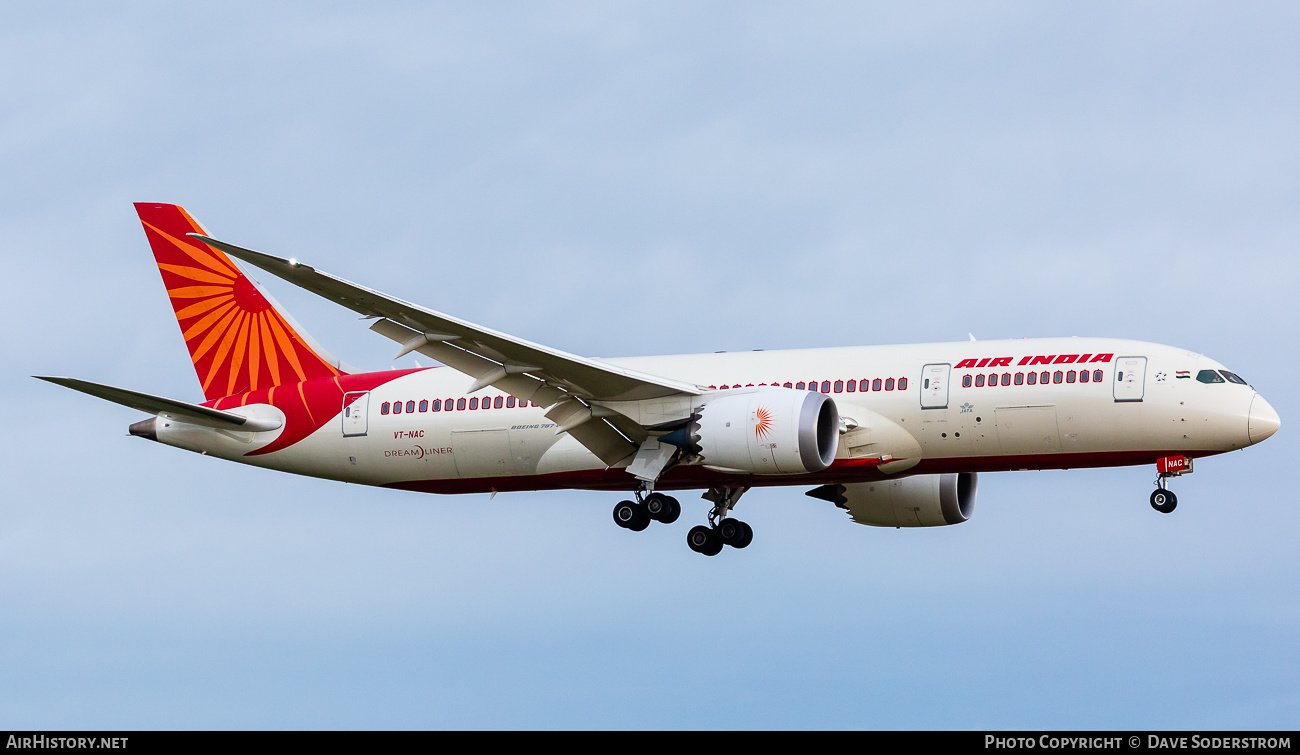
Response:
[808,473,977,527]
[663,387,839,475]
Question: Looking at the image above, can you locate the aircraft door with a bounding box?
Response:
[1113,357,1147,402]
[342,391,369,436]
[920,364,950,410]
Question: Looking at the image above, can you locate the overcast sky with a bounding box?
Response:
[2,2,1297,729]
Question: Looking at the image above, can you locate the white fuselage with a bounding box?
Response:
[153,337,1276,494]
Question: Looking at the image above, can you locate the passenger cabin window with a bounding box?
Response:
[1014,373,1024,385]
[963,375,972,388]
[1066,371,1076,383]
[873,378,882,391]
[1041,371,1050,384]
[1079,370,1089,383]
[885,378,895,391]
[1027,372,1037,385]
[432,399,441,411]
[457,398,466,410]
[494,396,503,408]
[1220,371,1248,385]
[833,380,844,393]
[898,377,907,390]
[381,402,390,415]
[419,400,428,412]
[1196,369,1225,384]
[406,401,415,413]
[783,382,793,388]
[393,401,402,414]
[506,396,516,407]
[846,380,855,392]
[975,375,985,387]
[795,382,805,390]
[1053,371,1063,384]
[821,381,831,393]
[1093,370,1103,382]
[1001,373,1011,386]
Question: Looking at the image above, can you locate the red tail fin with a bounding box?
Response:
[134,203,343,400]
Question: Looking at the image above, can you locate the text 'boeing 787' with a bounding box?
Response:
[38,204,1281,555]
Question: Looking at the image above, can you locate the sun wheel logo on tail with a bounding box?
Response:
[130,203,414,460]
[136,203,342,402]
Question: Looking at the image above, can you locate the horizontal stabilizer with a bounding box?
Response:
[34,376,282,431]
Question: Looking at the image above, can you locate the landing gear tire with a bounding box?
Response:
[718,519,753,549]
[687,525,723,556]
[1150,489,1177,514]
[613,500,651,531]
[663,497,681,524]
[644,493,681,524]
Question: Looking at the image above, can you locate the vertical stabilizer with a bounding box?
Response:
[134,203,345,400]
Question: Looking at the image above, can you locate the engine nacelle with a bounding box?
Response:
[809,473,978,527]
[685,388,839,475]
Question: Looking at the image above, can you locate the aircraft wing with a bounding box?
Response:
[191,234,702,465]
[34,376,282,432]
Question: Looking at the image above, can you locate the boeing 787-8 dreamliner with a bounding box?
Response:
[38,204,1281,555]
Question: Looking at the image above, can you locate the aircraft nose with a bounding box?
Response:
[1248,394,1280,445]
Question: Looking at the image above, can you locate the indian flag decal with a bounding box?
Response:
[1175,370,1191,379]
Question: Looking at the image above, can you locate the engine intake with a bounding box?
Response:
[668,387,839,475]
[808,473,977,527]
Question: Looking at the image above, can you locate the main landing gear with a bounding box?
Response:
[611,485,753,556]
[1150,455,1192,514]
[612,490,681,532]
[687,486,753,557]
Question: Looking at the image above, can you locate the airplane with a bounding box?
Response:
[38,203,1281,556]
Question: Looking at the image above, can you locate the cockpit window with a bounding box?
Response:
[1219,371,1248,385]
[1196,369,1225,384]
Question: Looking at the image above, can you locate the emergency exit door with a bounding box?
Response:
[921,363,950,409]
[342,392,369,436]
[1113,357,1147,402]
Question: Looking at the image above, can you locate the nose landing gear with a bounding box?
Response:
[1150,484,1177,514]
[1150,455,1192,514]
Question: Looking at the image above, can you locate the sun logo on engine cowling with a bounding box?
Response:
[755,406,773,440]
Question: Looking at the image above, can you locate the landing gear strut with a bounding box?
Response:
[612,487,680,532]
[686,486,752,556]
[1150,455,1192,514]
